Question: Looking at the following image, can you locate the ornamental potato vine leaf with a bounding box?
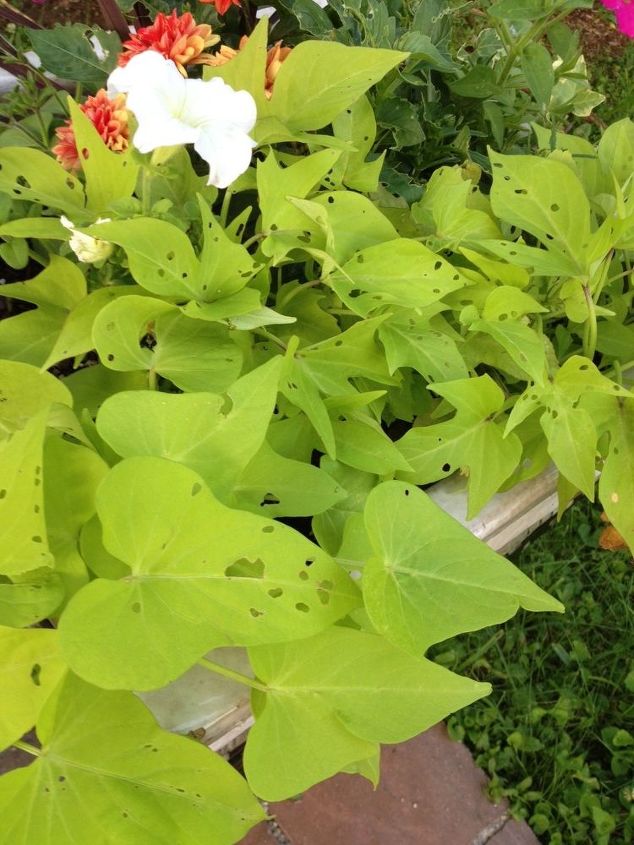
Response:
[0,361,71,436]
[397,375,522,517]
[96,358,282,500]
[598,397,634,549]
[0,673,264,845]
[0,570,64,629]
[0,148,85,217]
[92,295,243,392]
[489,150,591,273]
[59,457,359,690]
[244,626,489,800]
[363,482,563,654]
[0,626,67,751]
[0,413,54,576]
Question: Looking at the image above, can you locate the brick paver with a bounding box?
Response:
[240,724,538,845]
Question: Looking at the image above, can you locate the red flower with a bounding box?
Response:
[52,90,129,172]
[118,10,219,76]
[199,0,241,17]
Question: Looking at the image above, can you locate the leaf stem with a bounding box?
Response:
[197,657,267,692]
[254,328,287,351]
[582,283,597,361]
[13,740,41,757]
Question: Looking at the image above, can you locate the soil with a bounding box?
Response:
[567,6,630,61]
[16,0,106,27]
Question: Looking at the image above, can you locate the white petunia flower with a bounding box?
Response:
[61,216,113,264]
[107,51,257,189]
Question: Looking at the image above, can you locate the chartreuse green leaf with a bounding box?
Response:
[327,239,467,316]
[68,98,138,212]
[469,320,547,385]
[0,148,85,216]
[411,166,501,245]
[96,358,282,500]
[0,570,64,628]
[0,217,68,241]
[43,434,109,598]
[331,95,384,193]
[489,150,590,272]
[0,626,67,750]
[597,118,634,187]
[0,306,67,368]
[312,459,377,556]
[59,457,359,690]
[43,286,146,370]
[92,295,243,392]
[232,441,346,518]
[0,673,264,844]
[333,417,412,475]
[85,218,201,298]
[203,18,269,113]
[599,397,634,550]
[265,42,407,134]
[363,482,564,655]
[398,376,522,517]
[0,254,85,312]
[197,197,260,299]
[0,361,71,435]
[379,313,469,383]
[0,413,54,576]
[243,626,489,800]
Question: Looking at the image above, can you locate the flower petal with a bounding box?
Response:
[194,125,255,189]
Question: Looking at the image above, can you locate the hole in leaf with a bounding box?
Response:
[295,602,310,613]
[262,526,274,533]
[268,587,283,598]
[299,570,309,581]
[260,492,281,506]
[442,463,451,472]
[191,483,202,496]
[305,558,314,567]
[31,664,42,686]
[250,607,264,618]
[131,602,141,613]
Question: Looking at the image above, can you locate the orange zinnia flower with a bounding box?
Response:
[208,36,292,99]
[118,10,220,76]
[199,0,241,16]
[52,89,129,172]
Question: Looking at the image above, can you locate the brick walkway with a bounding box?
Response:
[241,724,538,845]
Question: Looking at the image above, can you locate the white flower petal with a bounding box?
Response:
[195,127,255,189]
[107,51,181,98]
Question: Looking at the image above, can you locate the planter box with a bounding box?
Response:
[141,464,560,756]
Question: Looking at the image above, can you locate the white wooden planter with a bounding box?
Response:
[140,464,561,757]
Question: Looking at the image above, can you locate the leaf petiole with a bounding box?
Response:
[197,657,268,693]
[13,739,42,757]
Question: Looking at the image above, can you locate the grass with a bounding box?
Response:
[431,501,634,844]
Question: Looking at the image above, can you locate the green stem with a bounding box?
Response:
[254,328,287,351]
[13,740,41,757]
[219,187,234,229]
[147,369,157,390]
[582,283,597,361]
[197,657,267,692]
[141,167,152,215]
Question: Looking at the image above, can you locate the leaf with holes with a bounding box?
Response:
[397,375,522,517]
[92,295,243,392]
[599,397,634,550]
[362,482,564,654]
[232,441,346,517]
[0,570,64,629]
[58,457,360,689]
[0,255,85,312]
[243,626,489,800]
[489,150,590,272]
[96,358,282,500]
[0,413,54,576]
[0,148,85,216]
[43,286,148,370]
[68,98,138,212]
[469,320,546,385]
[0,673,264,844]
[197,197,260,300]
[0,626,67,750]
[84,219,201,298]
[327,239,467,317]
[43,434,109,599]
[379,313,469,383]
